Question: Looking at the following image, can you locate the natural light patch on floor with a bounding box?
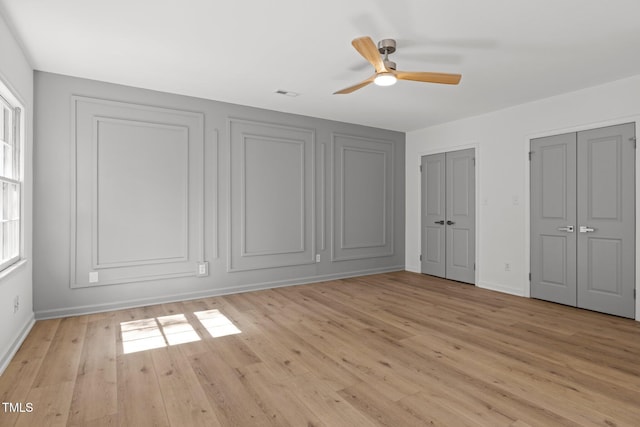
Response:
[120,314,200,354]
[157,314,202,345]
[120,310,242,354]
[195,309,242,338]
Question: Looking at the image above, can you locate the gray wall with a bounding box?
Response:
[34,71,405,318]
[0,14,34,373]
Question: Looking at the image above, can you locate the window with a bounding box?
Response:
[0,92,21,271]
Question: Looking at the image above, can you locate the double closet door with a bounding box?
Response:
[421,148,475,284]
[530,123,635,318]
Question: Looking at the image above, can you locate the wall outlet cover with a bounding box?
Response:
[197,262,209,277]
[88,272,99,283]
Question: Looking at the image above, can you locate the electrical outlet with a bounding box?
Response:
[197,262,209,277]
[315,254,320,263]
[89,272,99,283]
[504,263,511,272]
[13,295,19,314]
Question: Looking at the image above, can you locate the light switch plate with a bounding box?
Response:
[89,272,99,283]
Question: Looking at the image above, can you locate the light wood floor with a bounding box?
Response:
[1,271,640,426]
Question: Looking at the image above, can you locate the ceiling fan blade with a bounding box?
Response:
[352,37,387,73]
[333,75,375,94]
[395,71,462,85]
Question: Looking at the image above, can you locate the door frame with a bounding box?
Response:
[524,115,640,321]
[419,142,480,285]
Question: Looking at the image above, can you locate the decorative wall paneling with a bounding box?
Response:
[211,128,220,260]
[227,118,315,272]
[320,143,327,252]
[332,133,394,261]
[70,97,205,288]
[34,72,405,318]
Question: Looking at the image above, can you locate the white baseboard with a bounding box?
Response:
[404,263,420,273]
[0,314,35,376]
[477,280,527,297]
[35,265,406,320]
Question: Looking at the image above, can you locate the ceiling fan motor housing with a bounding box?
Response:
[377,39,396,55]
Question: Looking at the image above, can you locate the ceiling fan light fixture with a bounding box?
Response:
[333,36,461,94]
[374,72,397,87]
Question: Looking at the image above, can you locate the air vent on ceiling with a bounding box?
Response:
[275,90,299,97]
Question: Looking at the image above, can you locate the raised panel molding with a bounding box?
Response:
[588,137,622,220]
[587,238,621,294]
[541,144,568,219]
[228,118,315,272]
[341,146,387,249]
[332,133,394,261]
[92,117,190,269]
[425,226,441,263]
[320,143,327,252]
[71,96,205,288]
[541,234,567,285]
[241,134,305,256]
[211,129,220,259]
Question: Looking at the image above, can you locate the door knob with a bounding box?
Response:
[557,225,574,232]
[446,220,455,225]
[434,220,444,225]
[579,226,595,233]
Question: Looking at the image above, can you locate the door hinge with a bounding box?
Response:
[528,151,533,161]
[529,272,531,281]
[472,157,476,166]
[473,262,476,271]
[419,164,423,173]
[420,254,422,261]
[631,137,637,149]
[634,289,636,299]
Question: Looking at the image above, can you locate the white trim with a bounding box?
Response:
[0,74,25,277]
[0,258,26,281]
[0,73,25,110]
[405,262,419,273]
[477,280,526,297]
[524,115,640,321]
[416,141,480,286]
[0,314,34,375]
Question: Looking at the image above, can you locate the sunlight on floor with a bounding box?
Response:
[120,310,241,354]
[157,314,202,346]
[194,309,242,338]
[120,317,168,354]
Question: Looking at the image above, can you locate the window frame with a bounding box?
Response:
[0,86,24,273]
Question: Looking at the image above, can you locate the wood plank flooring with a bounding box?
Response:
[1,271,640,426]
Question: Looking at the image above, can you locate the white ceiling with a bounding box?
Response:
[2,0,640,132]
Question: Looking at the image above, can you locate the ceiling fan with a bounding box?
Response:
[334,36,462,94]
